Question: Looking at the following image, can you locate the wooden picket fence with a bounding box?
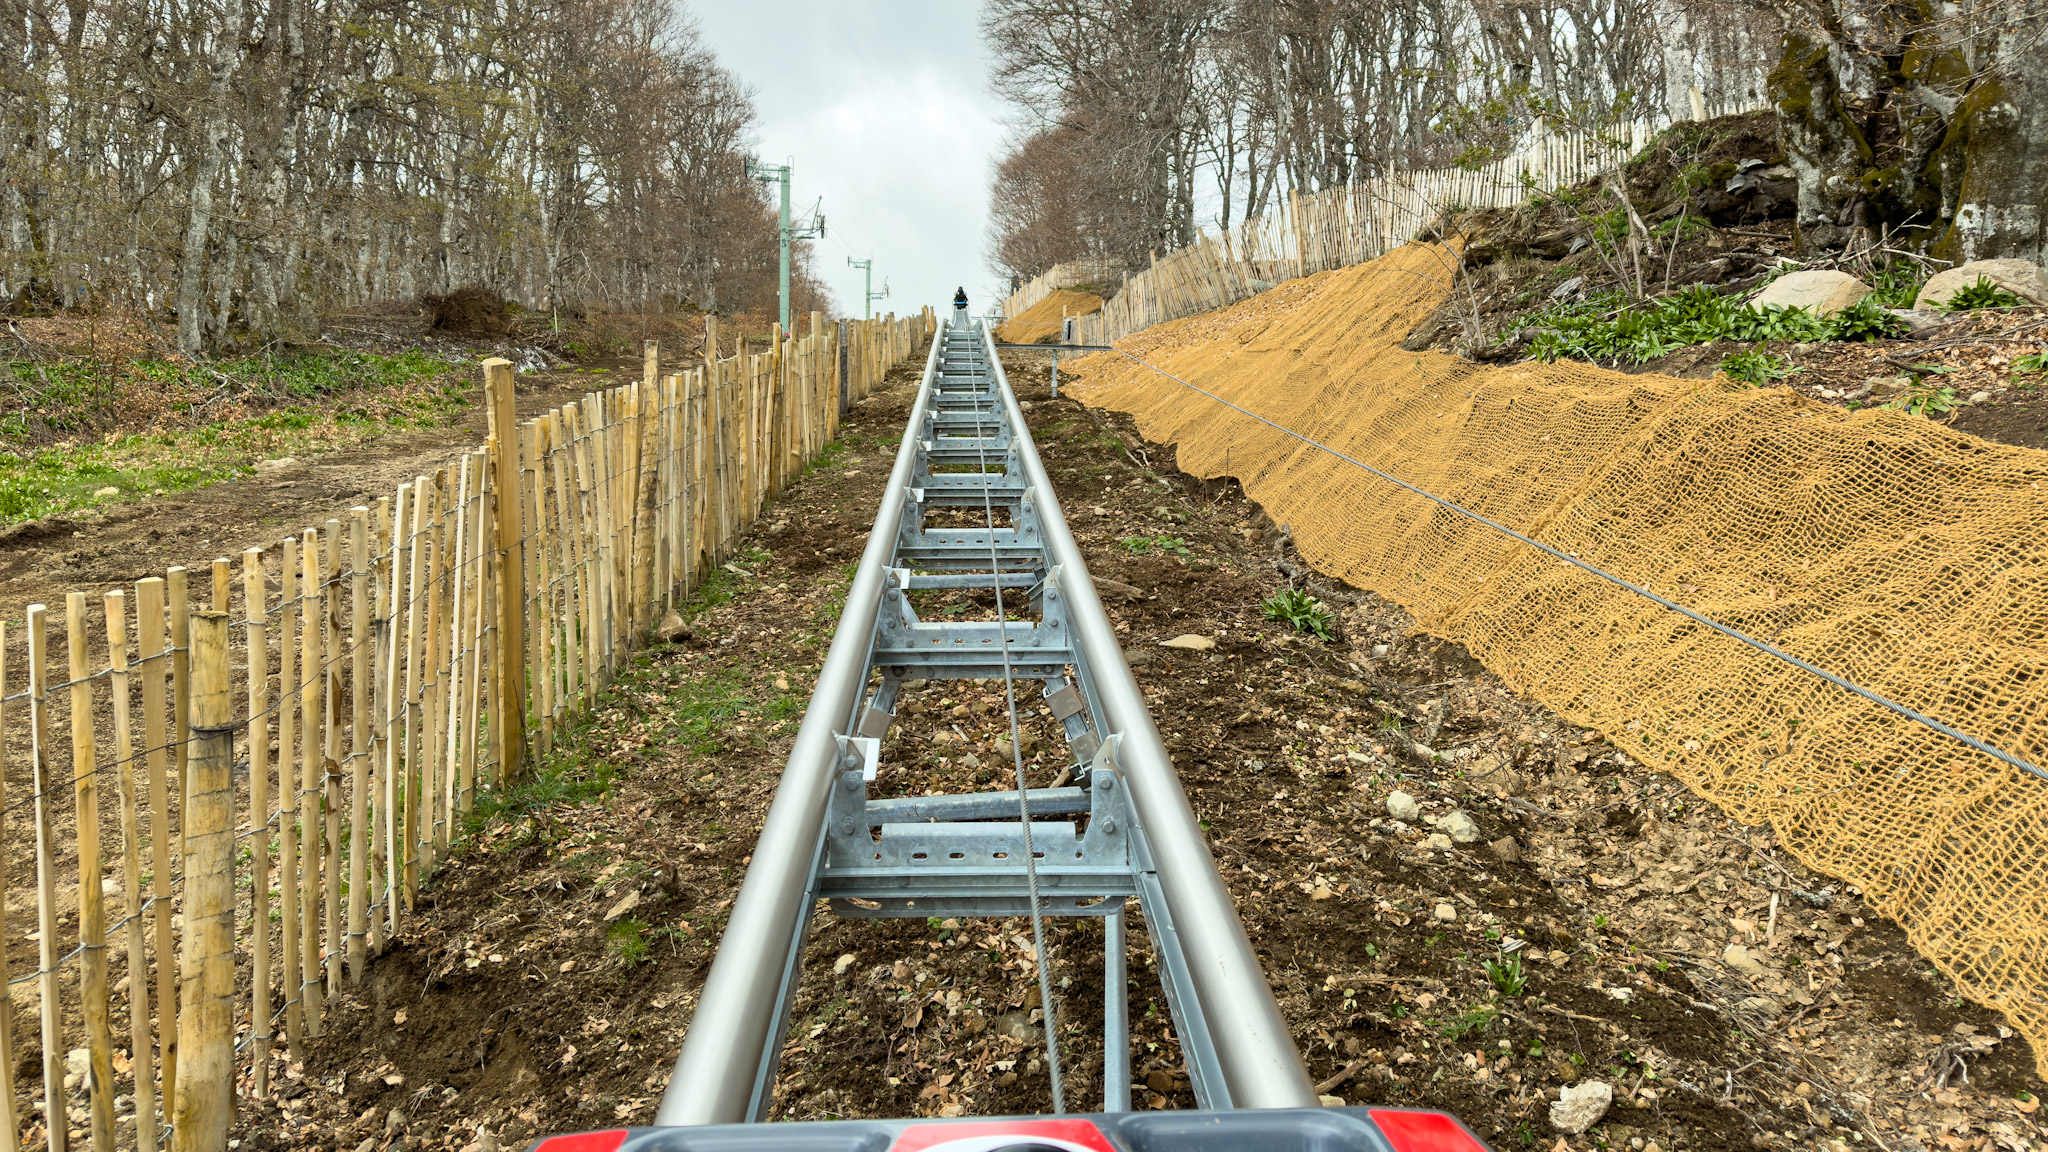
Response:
[0,307,935,1152]
[1003,98,1768,345]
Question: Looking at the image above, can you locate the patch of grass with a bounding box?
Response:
[1262,588,1335,641]
[0,349,465,524]
[606,916,653,966]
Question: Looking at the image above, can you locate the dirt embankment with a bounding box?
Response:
[219,355,2043,1152]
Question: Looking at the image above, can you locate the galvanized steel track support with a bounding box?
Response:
[654,305,1315,1127]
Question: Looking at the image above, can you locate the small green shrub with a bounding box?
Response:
[2011,349,2048,374]
[1261,588,1334,641]
[1940,276,2023,311]
[1484,952,1529,997]
[1718,349,1793,386]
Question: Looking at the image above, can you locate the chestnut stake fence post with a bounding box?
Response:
[174,612,234,1152]
[484,358,528,783]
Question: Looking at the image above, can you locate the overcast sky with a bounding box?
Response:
[691,2,1011,320]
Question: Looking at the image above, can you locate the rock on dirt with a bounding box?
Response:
[658,609,689,643]
[1441,810,1481,843]
[1914,258,2048,309]
[253,456,297,472]
[1550,1080,1614,1133]
[1722,942,1769,976]
[1432,902,1457,922]
[603,890,641,921]
[1385,790,1421,822]
[1161,633,1216,650]
[1750,269,1870,316]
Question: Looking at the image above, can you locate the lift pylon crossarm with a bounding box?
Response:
[653,303,1316,1129]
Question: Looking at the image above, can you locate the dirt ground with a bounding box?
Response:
[197,353,2048,1152]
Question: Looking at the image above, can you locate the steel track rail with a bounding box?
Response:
[654,305,1314,1127]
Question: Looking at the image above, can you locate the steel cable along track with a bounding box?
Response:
[655,303,1317,1125]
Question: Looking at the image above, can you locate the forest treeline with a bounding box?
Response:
[1,0,827,350]
[985,0,2048,284]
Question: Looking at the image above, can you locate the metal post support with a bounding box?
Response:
[1104,907,1130,1112]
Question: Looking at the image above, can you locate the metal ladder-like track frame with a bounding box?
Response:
[655,306,1315,1126]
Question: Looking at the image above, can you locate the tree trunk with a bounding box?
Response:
[176,0,248,353]
[1769,9,2046,264]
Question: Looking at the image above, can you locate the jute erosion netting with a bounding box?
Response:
[996,287,1105,345]
[1063,242,2048,1078]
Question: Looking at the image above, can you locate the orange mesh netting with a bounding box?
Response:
[998,288,1105,344]
[1065,242,2048,1077]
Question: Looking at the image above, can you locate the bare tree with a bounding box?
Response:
[0,0,823,349]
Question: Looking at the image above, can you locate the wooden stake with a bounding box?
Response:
[381,490,409,939]
[173,612,234,1152]
[297,529,323,1035]
[241,549,272,1094]
[460,453,487,807]
[321,518,343,997]
[0,621,21,1152]
[27,604,69,1152]
[522,423,553,755]
[136,577,179,1125]
[347,509,371,981]
[484,358,527,783]
[423,469,451,869]
[276,540,303,1058]
[399,480,429,907]
[169,566,190,863]
[67,592,116,1150]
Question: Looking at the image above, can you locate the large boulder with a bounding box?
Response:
[1913,258,2048,310]
[1750,269,1871,316]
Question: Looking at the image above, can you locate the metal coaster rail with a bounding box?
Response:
[653,303,1317,1125]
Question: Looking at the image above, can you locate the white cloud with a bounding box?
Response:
[690,1,1010,317]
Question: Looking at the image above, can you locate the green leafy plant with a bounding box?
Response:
[2012,349,2048,374]
[1886,380,1960,417]
[1824,297,1908,342]
[1439,1006,1498,1040]
[1940,276,2023,311]
[1261,588,1335,641]
[1718,349,1793,386]
[1865,258,1928,309]
[1484,952,1529,997]
[1117,534,1190,556]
